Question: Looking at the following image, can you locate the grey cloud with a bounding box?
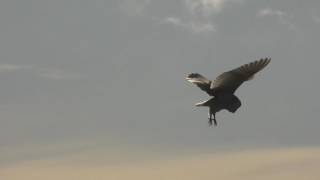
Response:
[1,0,320,169]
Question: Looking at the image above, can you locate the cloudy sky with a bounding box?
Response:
[1,0,320,179]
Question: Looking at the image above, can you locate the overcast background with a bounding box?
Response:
[1,0,320,179]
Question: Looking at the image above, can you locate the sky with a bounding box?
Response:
[1,0,320,179]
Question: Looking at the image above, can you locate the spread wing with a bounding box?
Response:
[211,58,271,94]
[186,73,215,96]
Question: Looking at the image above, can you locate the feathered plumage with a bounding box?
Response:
[186,58,271,126]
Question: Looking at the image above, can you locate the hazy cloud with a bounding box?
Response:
[185,0,227,16]
[169,0,243,33]
[120,0,151,16]
[312,16,320,24]
[185,0,243,16]
[39,69,81,80]
[0,64,31,73]
[163,17,215,33]
[257,8,286,17]
[257,8,296,30]
[1,148,320,180]
[0,63,80,80]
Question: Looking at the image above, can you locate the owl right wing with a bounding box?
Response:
[210,58,271,94]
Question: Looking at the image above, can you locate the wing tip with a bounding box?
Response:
[260,57,271,63]
[256,57,271,68]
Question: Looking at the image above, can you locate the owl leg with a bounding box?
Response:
[213,113,217,126]
[208,112,213,126]
[208,112,217,127]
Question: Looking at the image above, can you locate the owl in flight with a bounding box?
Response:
[186,58,271,126]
